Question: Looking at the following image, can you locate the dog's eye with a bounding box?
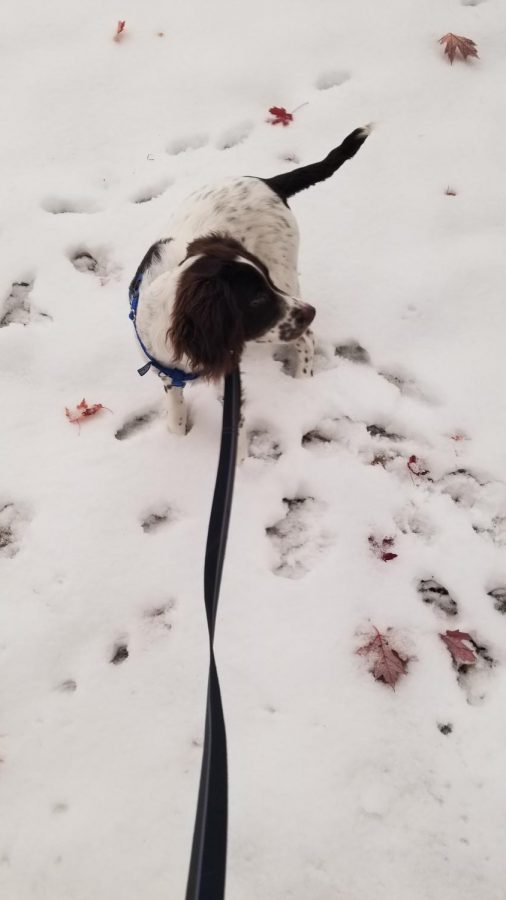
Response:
[250,294,269,308]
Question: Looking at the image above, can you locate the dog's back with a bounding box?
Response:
[164,177,301,294]
[133,124,372,339]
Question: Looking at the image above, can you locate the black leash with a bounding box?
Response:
[185,368,241,900]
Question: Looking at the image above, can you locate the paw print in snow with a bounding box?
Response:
[266,497,332,578]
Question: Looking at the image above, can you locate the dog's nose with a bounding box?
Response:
[294,303,316,328]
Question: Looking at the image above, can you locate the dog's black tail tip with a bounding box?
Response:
[341,123,373,158]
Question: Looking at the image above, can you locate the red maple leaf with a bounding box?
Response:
[368,535,398,562]
[440,630,477,665]
[268,106,294,127]
[65,398,111,427]
[407,454,430,478]
[439,33,478,65]
[114,20,126,41]
[358,628,408,688]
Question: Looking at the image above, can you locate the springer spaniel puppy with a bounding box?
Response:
[129,125,370,456]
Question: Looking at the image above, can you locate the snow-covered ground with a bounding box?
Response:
[1,1,506,897]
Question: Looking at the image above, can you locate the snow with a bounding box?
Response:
[1,0,506,897]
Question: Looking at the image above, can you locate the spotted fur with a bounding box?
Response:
[129,125,371,457]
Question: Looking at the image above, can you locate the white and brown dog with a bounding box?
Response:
[129,125,371,454]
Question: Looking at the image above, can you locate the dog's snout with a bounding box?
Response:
[294,304,316,328]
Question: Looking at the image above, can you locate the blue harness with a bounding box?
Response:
[129,274,201,388]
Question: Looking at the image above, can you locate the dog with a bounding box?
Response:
[129,125,371,457]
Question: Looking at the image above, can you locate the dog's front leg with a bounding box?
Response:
[160,376,187,434]
[293,329,315,378]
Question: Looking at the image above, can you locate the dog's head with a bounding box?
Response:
[168,234,315,379]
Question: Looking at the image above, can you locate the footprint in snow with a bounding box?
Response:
[443,631,495,706]
[266,496,331,578]
[115,408,159,441]
[418,578,458,617]
[248,429,282,462]
[366,423,403,442]
[141,505,176,534]
[437,722,453,735]
[315,69,350,90]
[41,196,99,215]
[473,516,506,547]
[278,152,300,165]
[394,506,435,541]
[0,502,29,558]
[215,121,254,150]
[110,643,129,665]
[378,368,437,404]
[69,247,118,284]
[143,600,175,631]
[52,803,69,815]
[166,133,208,155]
[56,679,77,693]
[302,419,341,449]
[129,178,172,205]
[487,587,506,615]
[1,281,32,327]
[0,280,50,328]
[335,340,371,364]
[438,473,506,545]
[303,416,406,471]
[312,339,371,374]
[438,468,485,507]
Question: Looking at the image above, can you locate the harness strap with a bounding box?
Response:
[129,277,201,386]
[185,368,241,900]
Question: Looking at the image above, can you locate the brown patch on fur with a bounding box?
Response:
[184,233,279,291]
[169,247,245,380]
[169,234,288,379]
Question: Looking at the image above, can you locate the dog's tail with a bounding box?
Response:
[263,125,372,203]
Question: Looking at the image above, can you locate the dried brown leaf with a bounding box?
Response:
[358,629,408,688]
[440,629,477,664]
[439,33,479,65]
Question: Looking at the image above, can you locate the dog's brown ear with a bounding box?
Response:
[168,263,244,380]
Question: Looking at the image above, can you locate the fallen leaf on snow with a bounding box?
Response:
[368,535,398,562]
[357,628,409,688]
[407,454,430,478]
[439,33,478,65]
[440,629,477,665]
[268,106,294,127]
[113,20,126,42]
[65,398,111,426]
[267,103,308,127]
